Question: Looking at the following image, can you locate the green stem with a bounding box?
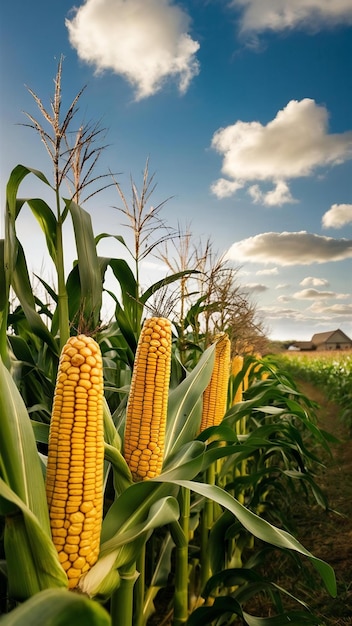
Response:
[171,487,190,626]
[110,562,138,626]
[200,463,215,591]
[134,545,146,626]
[55,194,69,348]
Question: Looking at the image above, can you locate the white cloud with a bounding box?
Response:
[293,288,336,299]
[300,276,329,287]
[230,0,352,33]
[226,231,352,265]
[211,99,352,202]
[275,283,290,289]
[322,203,352,229]
[308,302,352,316]
[210,178,244,198]
[256,267,278,275]
[277,295,291,303]
[66,0,200,100]
[242,282,268,292]
[248,181,296,206]
[260,305,306,321]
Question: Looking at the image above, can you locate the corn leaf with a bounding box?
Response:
[101,482,178,544]
[139,270,199,305]
[0,238,8,364]
[11,242,58,355]
[0,588,111,625]
[0,357,50,531]
[80,485,179,598]
[168,480,337,597]
[5,164,52,288]
[65,199,102,330]
[164,344,216,460]
[100,496,179,554]
[0,479,68,596]
[107,258,140,330]
[25,198,57,265]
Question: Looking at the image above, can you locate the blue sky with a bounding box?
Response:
[1,0,352,341]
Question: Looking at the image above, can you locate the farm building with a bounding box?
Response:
[290,329,352,351]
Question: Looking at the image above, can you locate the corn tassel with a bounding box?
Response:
[46,335,104,589]
[199,333,231,432]
[123,317,172,481]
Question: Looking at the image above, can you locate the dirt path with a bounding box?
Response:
[294,381,352,625]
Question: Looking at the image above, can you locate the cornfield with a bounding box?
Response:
[0,62,339,626]
[276,350,352,432]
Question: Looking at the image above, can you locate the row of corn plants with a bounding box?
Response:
[275,350,352,432]
[0,319,337,625]
[0,61,337,625]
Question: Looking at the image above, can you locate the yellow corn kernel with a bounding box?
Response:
[123,317,172,481]
[231,355,244,404]
[46,335,104,589]
[199,333,231,432]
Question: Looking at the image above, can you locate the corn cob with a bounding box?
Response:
[231,355,244,404]
[46,335,104,590]
[199,333,231,432]
[124,317,172,481]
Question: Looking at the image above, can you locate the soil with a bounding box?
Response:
[287,380,352,625]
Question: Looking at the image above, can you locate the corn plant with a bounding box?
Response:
[0,330,338,625]
[0,59,339,626]
[276,350,352,432]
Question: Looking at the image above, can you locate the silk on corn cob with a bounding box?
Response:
[199,333,231,432]
[46,335,104,590]
[123,317,172,481]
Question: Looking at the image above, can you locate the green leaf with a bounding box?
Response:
[11,242,58,355]
[100,496,179,554]
[108,258,139,326]
[31,420,49,445]
[79,483,179,598]
[66,199,102,330]
[0,588,111,625]
[0,357,50,531]
[164,344,216,460]
[101,481,178,545]
[25,198,57,265]
[161,480,337,598]
[139,270,199,305]
[187,596,243,625]
[0,479,68,598]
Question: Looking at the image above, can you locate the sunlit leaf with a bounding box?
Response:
[0,588,111,625]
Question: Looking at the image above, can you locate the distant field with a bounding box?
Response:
[277,350,352,430]
[284,349,352,359]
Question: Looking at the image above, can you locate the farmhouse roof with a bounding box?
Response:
[311,329,352,345]
[292,341,314,350]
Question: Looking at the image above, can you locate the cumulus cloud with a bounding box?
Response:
[210,178,244,198]
[210,99,352,203]
[242,283,268,293]
[66,0,200,100]
[226,231,352,265]
[248,181,296,206]
[322,203,352,229]
[308,302,352,316]
[293,288,336,299]
[230,0,352,33]
[260,306,306,321]
[277,295,291,303]
[300,276,329,287]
